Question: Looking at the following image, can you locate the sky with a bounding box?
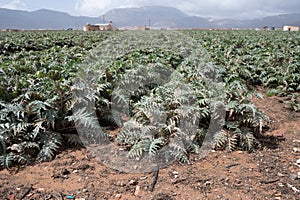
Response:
[0,0,300,19]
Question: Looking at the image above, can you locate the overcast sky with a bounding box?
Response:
[0,0,299,19]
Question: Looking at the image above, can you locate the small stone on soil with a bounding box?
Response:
[278,183,285,187]
[277,172,285,177]
[172,171,179,178]
[172,171,179,175]
[115,181,126,187]
[37,188,45,192]
[289,174,298,180]
[82,189,88,193]
[134,185,140,196]
[115,194,122,200]
[129,179,138,186]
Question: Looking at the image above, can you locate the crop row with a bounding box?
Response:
[0,30,299,170]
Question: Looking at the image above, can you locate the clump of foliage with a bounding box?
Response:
[186,30,300,110]
[0,31,110,169]
[71,31,270,163]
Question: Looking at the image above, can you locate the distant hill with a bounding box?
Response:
[0,8,101,29]
[104,6,212,28]
[211,13,300,28]
[105,6,188,27]
[0,6,300,30]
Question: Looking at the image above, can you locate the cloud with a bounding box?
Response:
[1,0,299,18]
[73,0,300,18]
[75,0,190,16]
[172,0,300,19]
[0,0,26,10]
[75,0,111,16]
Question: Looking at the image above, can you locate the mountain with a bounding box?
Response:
[0,6,299,30]
[105,6,189,27]
[0,8,101,29]
[106,7,300,28]
[246,13,300,28]
[211,13,300,28]
[104,6,212,28]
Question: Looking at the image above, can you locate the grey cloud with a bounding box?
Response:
[75,0,300,18]
[175,0,300,18]
[0,0,27,10]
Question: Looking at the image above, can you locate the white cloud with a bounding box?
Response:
[175,0,300,19]
[75,0,138,16]
[74,0,300,18]
[0,0,26,10]
[75,0,111,16]
[1,0,299,18]
[75,0,184,16]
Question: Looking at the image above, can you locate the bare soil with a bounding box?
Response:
[1,94,299,200]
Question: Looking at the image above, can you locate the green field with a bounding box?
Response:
[0,30,299,168]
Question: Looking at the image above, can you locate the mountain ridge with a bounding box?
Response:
[0,6,299,29]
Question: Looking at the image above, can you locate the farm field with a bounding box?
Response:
[0,30,299,199]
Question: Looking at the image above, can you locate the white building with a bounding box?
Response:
[283,26,299,31]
